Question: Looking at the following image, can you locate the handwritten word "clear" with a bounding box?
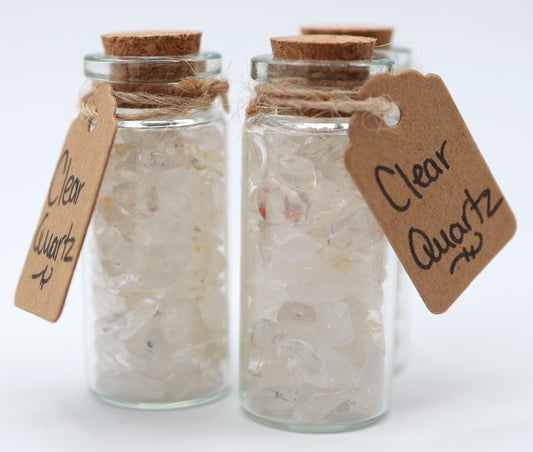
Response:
[48,149,86,207]
[375,141,449,212]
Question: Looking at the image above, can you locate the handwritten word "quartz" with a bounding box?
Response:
[408,187,503,274]
[375,141,449,212]
[33,213,75,263]
[48,149,86,207]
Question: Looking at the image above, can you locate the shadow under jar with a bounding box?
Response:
[83,33,229,410]
[240,36,398,432]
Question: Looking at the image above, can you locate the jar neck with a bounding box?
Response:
[250,52,394,90]
[84,52,222,84]
[247,53,394,118]
[114,105,223,128]
[81,52,228,122]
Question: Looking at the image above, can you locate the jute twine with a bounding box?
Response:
[80,78,229,121]
[246,80,394,118]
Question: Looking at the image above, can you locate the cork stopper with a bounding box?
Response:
[301,26,393,48]
[98,31,207,92]
[101,31,202,56]
[270,35,376,61]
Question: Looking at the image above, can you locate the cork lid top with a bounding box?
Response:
[270,35,376,61]
[101,31,202,56]
[85,31,222,84]
[301,26,393,47]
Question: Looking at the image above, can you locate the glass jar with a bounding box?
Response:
[362,43,414,375]
[300,27,413,373]
[240,52,398,432]
[380,46,413,373]
[83,50,229,409]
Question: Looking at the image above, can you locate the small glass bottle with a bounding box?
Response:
[302,26,413,372]
[82,31,229,409]
[240,35,397,432]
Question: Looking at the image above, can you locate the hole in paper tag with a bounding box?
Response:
[345,70,516,314]
[383,103,400,127]
[15,84,117,322]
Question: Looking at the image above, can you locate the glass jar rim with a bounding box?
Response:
[84,51,222,83]
[375,44,412,53]
[250,52,394,84]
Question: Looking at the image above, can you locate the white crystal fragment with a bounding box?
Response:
[89,120,227,404]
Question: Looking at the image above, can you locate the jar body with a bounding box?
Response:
[84,107,229,408]
[379,45,414,373]
[240,114,397,431]
[394,264,412,373]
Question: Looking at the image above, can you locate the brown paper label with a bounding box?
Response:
[15,84,117,322]
[345,70,516,314]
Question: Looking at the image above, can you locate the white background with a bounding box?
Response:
[1,0,532,450]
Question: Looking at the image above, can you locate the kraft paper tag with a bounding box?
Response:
[15,84,117,322]
[345,70,516,314]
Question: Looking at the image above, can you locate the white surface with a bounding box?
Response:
[1,0,532,450]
